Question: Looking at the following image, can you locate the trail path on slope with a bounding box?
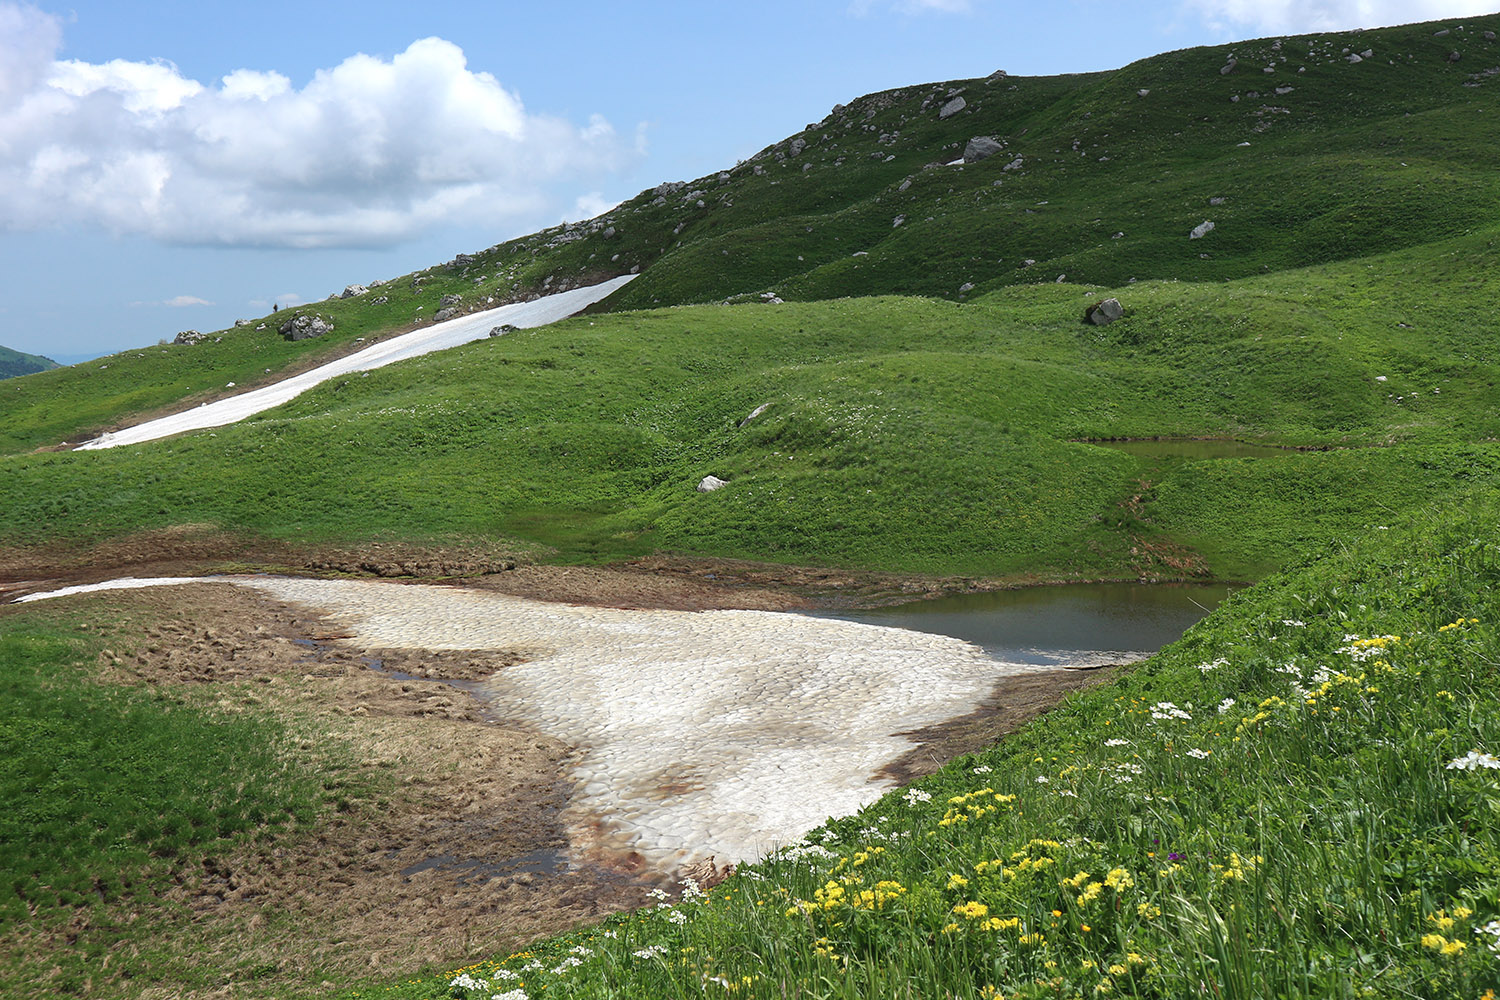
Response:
[77,275,636,451]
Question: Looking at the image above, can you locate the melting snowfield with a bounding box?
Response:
[77,275,636,450]
[17,574,1052,867]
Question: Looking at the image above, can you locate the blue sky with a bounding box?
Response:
[1,0,1494,361]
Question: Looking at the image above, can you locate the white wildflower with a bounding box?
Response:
[633,944,669,960]
[1446,750,1500,771]
[1035,775,1050,783]
[1476,920,1500,952]
[449,973,489,993]
[1187,748,1211,759]
[666,909,688,925]
[1197,658,1228,673]
[1105,738,1130,747]
[494,969,519,981]
[680,877,705,900]
[1057,789,1078,798]
[1281,619,1306,627]
[1115,763,1143,775]
[972,765,993,774]
[492,990,528,1000]
[569,945,594,956]
[903,788,932,805]
[1150,701,1192,721]
[551,956,584,974]
[648,887,670,901]
[1218,697,1236,714]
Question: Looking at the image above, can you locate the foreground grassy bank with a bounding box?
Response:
[349,491,1500,1000]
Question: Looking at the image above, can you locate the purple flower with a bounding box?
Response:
[1168,852,1185,861]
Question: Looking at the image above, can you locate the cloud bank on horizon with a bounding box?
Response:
[0,3,639,249]
[1182,0,1496,33]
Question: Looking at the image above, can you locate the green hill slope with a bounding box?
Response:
[0,344,58,380]
[3,14,1497,456]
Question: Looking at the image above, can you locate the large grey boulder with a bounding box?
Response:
[1220,58,1238,75]
[278,314,333,341]
[432,307,460,323]
[1190,220,1216,239]
[173,329,207,345]
[341,284,368,298]
[1086,298,1124,325]
[938,96,967,119]
[697,475,728,493]
[963,136,1004,163]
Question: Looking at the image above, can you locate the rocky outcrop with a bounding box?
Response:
[278,313,334,341]
[1085,298,1124,325]
[172,330,207,346]
[341,284,369,298]
[938,96,967,119]
[963,136,1004,163]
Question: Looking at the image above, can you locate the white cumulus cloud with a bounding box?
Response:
[1182,0,1496,34]
[0,3,639,248]
[163,295,212,307]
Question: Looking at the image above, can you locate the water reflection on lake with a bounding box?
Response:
[816,582,1238,666]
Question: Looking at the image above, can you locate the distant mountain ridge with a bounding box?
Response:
[0,344,59,380]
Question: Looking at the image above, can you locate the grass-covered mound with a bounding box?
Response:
[358,491,1500,1000]
[4,233,1500,582]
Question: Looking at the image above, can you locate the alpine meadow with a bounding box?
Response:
[2,13,1500,1000]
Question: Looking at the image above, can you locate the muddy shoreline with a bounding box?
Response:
[0,538,1126,996]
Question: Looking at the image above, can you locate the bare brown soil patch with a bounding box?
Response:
[59,584,663,996]
[878,666,1122,784]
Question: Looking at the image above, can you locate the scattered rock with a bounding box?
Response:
[432,308,460,323]
[1190,220,1216,239]
[370,278,387,288]
[371,296,388,305]
[1435,29,1451,37]
[489,325,517,337]
[1361,49,1374,59]
[602,226,616,239]
[1486,31,1496,41]
[278,314,334,341]
[439,294,462,308]
[893,215,906,227]
[738,403,772,428]
[1448,51,1462,63]
[1209,196,1226,205]
[1220,58,1238,75]
[1002,156,1024,172]
[789,138,807,156]
[1137,89,1151,97]
[173,329,207,346]
[1085,298,1124,325]
[233,319,250,328]
[696,476,728,493]
[959,282,975,294]
[987,69,1008,81]
[341,284,369,299]
[963,136,1004,163]
[1346,53,1363,63]
[898,178,913,192]
[1274,85,1294,95]
[938,96,967,119]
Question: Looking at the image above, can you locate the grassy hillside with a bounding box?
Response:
[0,344,58,381]
[2,14,1497,457]
[353,487,1500,1000]
[3,225,1500,582]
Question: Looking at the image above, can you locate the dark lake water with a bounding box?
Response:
[817,582,1238,666]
